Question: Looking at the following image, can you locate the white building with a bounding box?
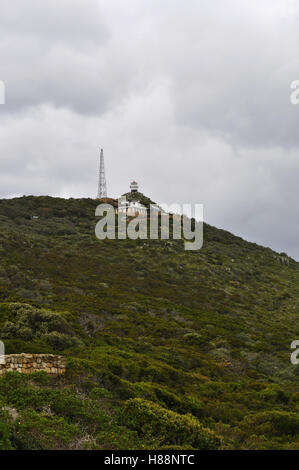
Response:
[117,199,147,217]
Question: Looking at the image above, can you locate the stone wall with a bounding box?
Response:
[0,354,66,375]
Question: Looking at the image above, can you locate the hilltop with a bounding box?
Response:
[0,195,298,450]
[121,191,156,208]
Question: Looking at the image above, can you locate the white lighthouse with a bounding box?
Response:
[130,181,138,193]
[117,181,147,217]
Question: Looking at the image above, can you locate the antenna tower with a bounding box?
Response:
[97,148,107,198]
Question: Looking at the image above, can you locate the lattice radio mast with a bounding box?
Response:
[97,148,107,198]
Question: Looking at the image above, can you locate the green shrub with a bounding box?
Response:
[242,411,299,437]
[41,331,80,350]
[0,303,80,351]
[30,371,51,386]
[258,387,289,405]
[90,387,113,400]
[11,410,80,450]
[0,408,13,450]
[122,398,221,449]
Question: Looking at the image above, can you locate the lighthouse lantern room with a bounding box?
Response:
[130,181,138,193]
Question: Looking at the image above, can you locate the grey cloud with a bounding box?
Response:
[0,0,136,114]
[153,0,299,147]
[0,0,108,45]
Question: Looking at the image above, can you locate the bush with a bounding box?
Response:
[258,387,289,405]
[0,407,13,450]
[11,410,80,450]
[242,411,299,437]
[122,398,221,449]
[41,331,80,350]
[90,387,112,400]
[0,303,81,351]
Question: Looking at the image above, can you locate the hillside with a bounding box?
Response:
[0,195,298,450]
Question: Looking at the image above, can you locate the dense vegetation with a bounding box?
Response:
[0,195,298,450]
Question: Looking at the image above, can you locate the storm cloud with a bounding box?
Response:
[1,0,299,258]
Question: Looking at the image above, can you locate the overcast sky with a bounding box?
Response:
[1,0,299,258]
